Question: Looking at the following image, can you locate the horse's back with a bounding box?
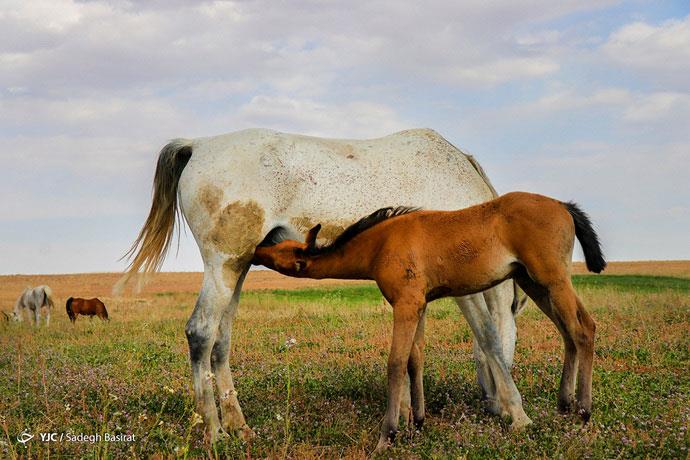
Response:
[178,128,497,255]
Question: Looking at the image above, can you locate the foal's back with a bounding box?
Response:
[368,192,573,295]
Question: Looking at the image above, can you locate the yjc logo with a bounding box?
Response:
[17,429,34,444]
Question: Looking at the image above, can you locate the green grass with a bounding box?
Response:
[572,274,690,292]
[0,274,688,458]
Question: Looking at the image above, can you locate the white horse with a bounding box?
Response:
[118,128,527,442]
[13,285,54,327]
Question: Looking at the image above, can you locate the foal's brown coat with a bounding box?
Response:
[253,192,604,452]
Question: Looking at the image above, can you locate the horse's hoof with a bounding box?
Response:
[509,415,533,431]
[482,398,502,416]
[209,428,230,444]
[236,424,256,441]
[372,438,390,456]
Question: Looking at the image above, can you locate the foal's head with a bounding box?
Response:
[252,225,322,276]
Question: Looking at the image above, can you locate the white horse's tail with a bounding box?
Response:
[115,139,193,294]
[42,285,55,309]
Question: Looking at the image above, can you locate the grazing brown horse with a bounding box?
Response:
[66,297,109,323]
[253,191,605,453]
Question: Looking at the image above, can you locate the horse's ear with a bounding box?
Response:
[305,224,321,249]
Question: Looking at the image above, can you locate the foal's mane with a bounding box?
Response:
[308,206,420,255]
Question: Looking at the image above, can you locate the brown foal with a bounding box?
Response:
[252,191,605,452]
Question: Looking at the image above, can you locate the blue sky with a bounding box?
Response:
[1,0,688,274]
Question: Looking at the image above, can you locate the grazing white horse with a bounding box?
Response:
[13,285,54,327]
[118,128,526,442]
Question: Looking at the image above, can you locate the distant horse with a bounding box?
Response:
[66,297,109,323]
[12,285,55,327]
[119,128,526,442]
[252,191,605,453]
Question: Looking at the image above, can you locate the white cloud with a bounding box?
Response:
[623,92,690,123]
[443,57,559,87]
[603,14,690,89]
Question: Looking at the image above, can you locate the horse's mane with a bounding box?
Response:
[307,206,420,255]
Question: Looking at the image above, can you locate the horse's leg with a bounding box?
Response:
[374,299,423,453]
[186,261,243,443]
[515,272,578,414]
[211,265,254,440]
[45,306,50,327]
[33,307,40,327]
[456,294,531,429]
[467,281,516,415]
[408,308,426,429]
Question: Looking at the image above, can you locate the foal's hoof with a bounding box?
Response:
[578,408,591,424]
[558,396,576,414]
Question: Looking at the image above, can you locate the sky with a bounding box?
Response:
[1,0,689,274]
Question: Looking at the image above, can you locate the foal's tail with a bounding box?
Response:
[114,139,193,294]
[563,202,607,273]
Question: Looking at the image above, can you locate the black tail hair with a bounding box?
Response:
[564,202,607,273]
[66,297,74,315]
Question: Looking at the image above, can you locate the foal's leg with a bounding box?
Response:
[517,272,595,420]
[211,265,254,440]
[407,308,427,429]
[515,273,579,414]
[543,283,595,421]
[457,294,532,429]
[186,261,242,443]
[375,300,423,453]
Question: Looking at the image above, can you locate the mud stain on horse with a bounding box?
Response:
[199,183,224,215]
[208,200,265,273]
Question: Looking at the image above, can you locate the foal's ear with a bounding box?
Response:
[305,224,322,249]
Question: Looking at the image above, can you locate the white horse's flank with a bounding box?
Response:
[120,128,525,442]
[13,285,54,327]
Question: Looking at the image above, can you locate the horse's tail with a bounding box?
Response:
[114,139,193,294]
[66,297,74,316]
[43,285,55,309]
[563,202,606,273]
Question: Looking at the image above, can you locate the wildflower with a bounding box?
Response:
[284,337,297,349]
[276,413,283,421]
[191,412,203,427]
[163,385,175,394]
[65,403,71,412]
[138,413,148,422]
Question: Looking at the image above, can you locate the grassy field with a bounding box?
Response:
[0,267,689,458]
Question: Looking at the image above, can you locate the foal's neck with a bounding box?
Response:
[306,243,375,280]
